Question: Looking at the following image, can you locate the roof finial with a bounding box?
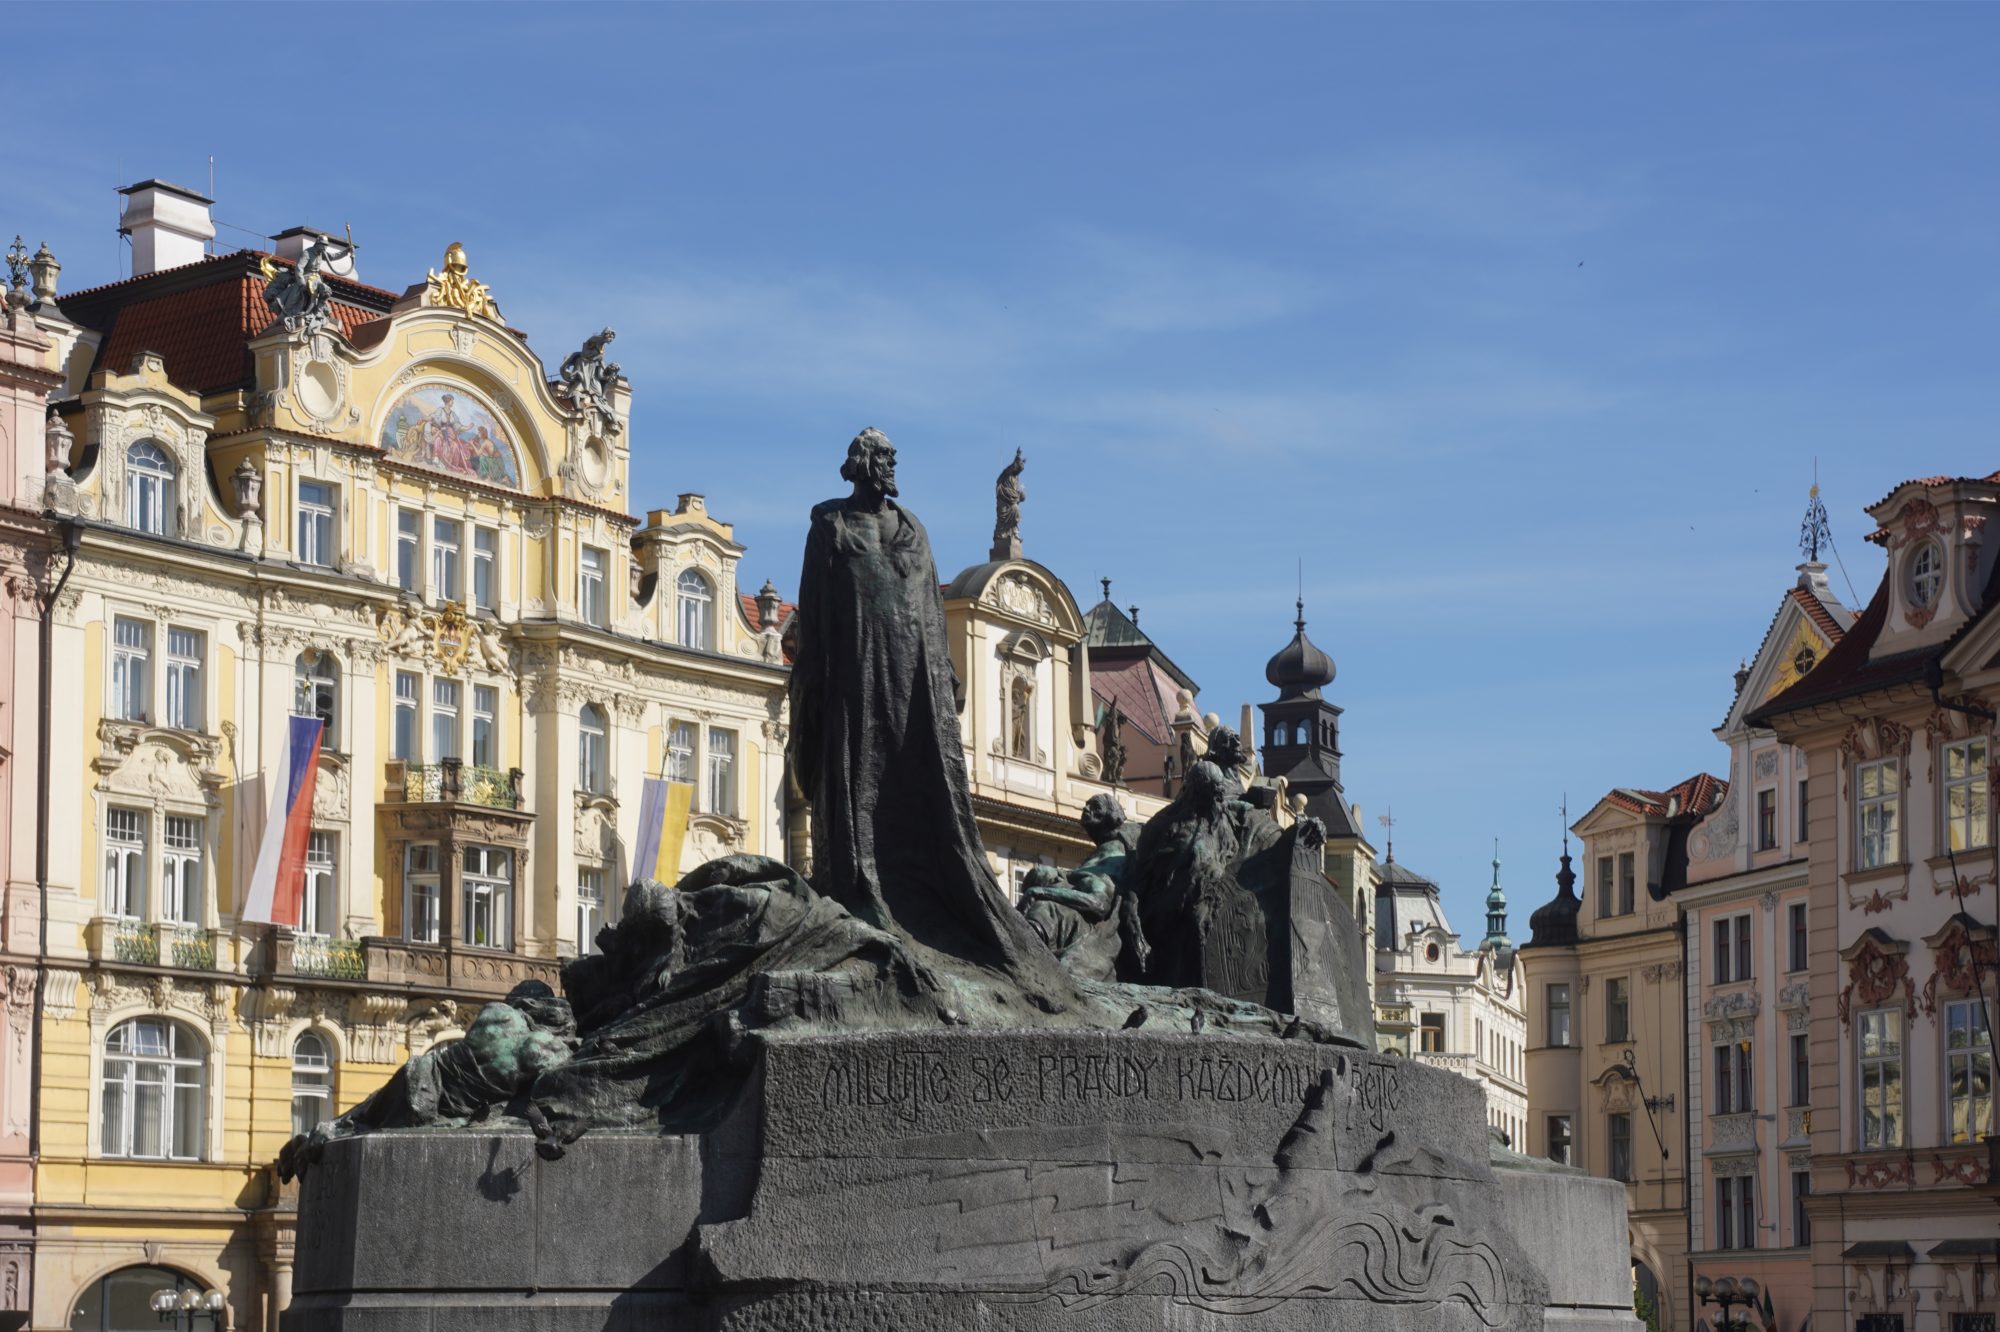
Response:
[1800,459,1831,562]
[1492,837,1501,884]
[1378,807,1394,864]
[1128,604,1139,627]
[1101,576,1112,603]
[1561,793,1569,855]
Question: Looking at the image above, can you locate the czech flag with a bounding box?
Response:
[632,777,694,886]
[243,715,325,927]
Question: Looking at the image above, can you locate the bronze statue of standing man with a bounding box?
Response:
[789,429,1062,990]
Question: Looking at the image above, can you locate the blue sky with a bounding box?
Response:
[10,4,1997,936]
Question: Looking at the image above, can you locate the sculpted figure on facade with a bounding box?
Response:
[554,328,622,425]
[258,229,353,338]
[991,447,1025,561]
[425,242,500,320]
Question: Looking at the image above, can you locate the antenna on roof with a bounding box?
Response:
[207,155,216,255]
[1561,793,1569,855]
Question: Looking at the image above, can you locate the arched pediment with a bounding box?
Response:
[373,374,532,491]
[943,559,1085,638]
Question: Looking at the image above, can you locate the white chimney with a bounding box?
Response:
[272,226,357,282]
[117,179,215,276]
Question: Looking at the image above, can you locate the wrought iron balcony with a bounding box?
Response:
[290,934,365,980]
[386,759,524,810]
[90,919,220,971]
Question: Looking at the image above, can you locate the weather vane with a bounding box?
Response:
[1378,807,1394,861]
[1800,461,1831,562]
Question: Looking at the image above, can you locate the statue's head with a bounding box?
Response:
[840,427,899,498]
[444,242,470,275]
[1080,792,1125,843]
[1205,726,1245,770]
[1021,864,1064,891]
[1187,759,1227,813]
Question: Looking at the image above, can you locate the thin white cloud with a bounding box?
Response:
[1288,142,1644,243]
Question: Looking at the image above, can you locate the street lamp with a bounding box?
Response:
[149,1286,226,1330]
[1694,1274,1762,1331]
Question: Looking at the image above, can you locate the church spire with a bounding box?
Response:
[1483,837,1511,949]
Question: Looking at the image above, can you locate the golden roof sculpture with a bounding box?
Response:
[425,241,499,320]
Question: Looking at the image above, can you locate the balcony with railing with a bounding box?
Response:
[1414,1050,1478,1077]
[386,759,524,811]
[86,918,221,971]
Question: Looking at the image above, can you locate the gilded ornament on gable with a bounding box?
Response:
[424,242,499,319]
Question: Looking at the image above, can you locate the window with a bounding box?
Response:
[676,569,712,648]
[1546,1114,1572,1165]
[1756,788,1778,851]
[1788,901,1808,973]
[1714,913,1752,984]
[580,546,607,627]
[1945,738,1992,853]
[71,1266,204,1332]
[301,832,336,937]
[1608,1112,1632,1181]
[431,517,462,602]
[1909,541,1944,610]
[291,1032,333,1137]
[461,845,512,948]
[1790,1032,1810,1106]
[163,627,202,731]
[667,721,696,785]
[126,440,176,536]
[294,651,338,745]
[472,526,497,611]
[1612,852,1634,915]
[104,808,146,919]
[431,678,460,761]
[1946,999,1992,1144]
[1792,1168,1811,1246]
[707,727,736,815]
[1715,1043,1735,1114]
[1419,1013,1445,1053]
[472,685,498,768]
[1546,983,1572,1047]
[405,844,440,943]
[101,1018,203,1160]
[1856,759,1900,870]
[111,617,152,722]
[1596,855,1614,919]
[1858,1007,1904,1150]
[1715,1174,1755,1250]
[1952,1316,1994,1332]
[578,704,607,793]
[160,815,201,926]
[577,868,604,956]
[1857,1320,1906,1332]
[1605,977,1630,1043]
[396,509,420,593]
[393,672,419,761]
[1797,778,1810,842]
[298,481,335,567]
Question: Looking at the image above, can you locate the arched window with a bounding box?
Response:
[676,569,713,649]
[101,1017,204,1160]
[295,651,338,745]
[292,1031,333,1137]
[126,441,177,537]
[578,704,607,794]
[1295,721,1311,745]
[1910,541,1945,610]
[69,1265,203,1332]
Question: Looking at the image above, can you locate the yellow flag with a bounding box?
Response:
[655,780,694,885]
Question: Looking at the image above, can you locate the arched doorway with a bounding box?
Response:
[1633,1259,1663,1332]
[70,1265,201,1332]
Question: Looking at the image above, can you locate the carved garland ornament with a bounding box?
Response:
[1838,931,1915,1027]
[1839,718,1913,799]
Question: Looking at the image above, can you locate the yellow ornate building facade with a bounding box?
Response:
[11,182,793,1331]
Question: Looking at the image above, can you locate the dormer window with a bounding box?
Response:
[126,441,177,536]
[1908,541,1944,612]
[676,569,712,649]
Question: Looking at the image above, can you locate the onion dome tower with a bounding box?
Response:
[1524,828,1583,950]
[1258,600,1358,839]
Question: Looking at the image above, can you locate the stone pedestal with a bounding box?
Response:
[288,1031,1640,1331]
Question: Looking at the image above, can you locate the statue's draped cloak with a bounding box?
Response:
[790,497,1057,986]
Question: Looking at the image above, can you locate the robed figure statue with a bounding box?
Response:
[790,429,1062,986]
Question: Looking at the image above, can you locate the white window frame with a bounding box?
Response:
[393,671,419,761]
[460,844,512,949]
[301,831,337,938]
[1856,758,1901,870]
[100,1017,205,1161]
[1713,912,1752,985]
[431,516,462,604]
[667,720,696,785]
[472,684,499,768]
[297,480,336,568]
[676,568,712,648]
[396,508,421,594]
[577,867,604,956]
[578,704,607,794]
[472,526,497,612]
[1545,983,1571,1048]
[431,677,460,762]
[706,727,735,815]
[126,440,176,537]
[295,652,339,748]
[291,1030,333,1138]
[580,546,608,628]
[404,843,440,944]
[1858,1006,1904,1150]
[163,626,203,732]
[1595,855,1614,919]
[111,617,153,723]
[160,814,202,926]
[1604,976,1630,1043]
[104,807,147,920]
[1943,737,1991,854]
[1909,540,1944,611]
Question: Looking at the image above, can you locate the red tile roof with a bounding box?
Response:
[738,591,796,633]
[1864,470,2000,544]
[1091,655,1177,744]
[59,252,394,397]
[1788,585,1848,641]
[1604,772,1728,819]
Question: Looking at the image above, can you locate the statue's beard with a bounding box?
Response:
[872,471,899,497]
